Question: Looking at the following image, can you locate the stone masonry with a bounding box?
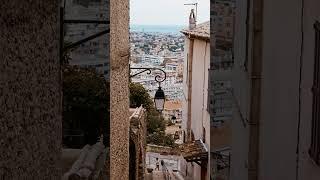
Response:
[110,0,130,179]
[0,0,61,179]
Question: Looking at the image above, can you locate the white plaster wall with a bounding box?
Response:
[191,39,210,140]
[190,38,210,180]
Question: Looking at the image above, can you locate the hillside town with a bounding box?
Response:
[130,32,185,101]
[3,0,320,180]
[130,6,211,178]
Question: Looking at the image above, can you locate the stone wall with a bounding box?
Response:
[110,0,130,179]
[146,145,181,155]
[0,0,61,179]
[129,107,147,180]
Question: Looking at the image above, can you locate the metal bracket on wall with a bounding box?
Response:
[129,67,167,84]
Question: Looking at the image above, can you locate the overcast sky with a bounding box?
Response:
[130,0,210,26]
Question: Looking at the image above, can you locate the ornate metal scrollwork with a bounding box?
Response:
[129,67,167,83]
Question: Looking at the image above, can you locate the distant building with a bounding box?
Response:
[163,101,182,123]
[177,62,184,76]
[64,0,109,80]
[165,62,178,72]
[180,16,210,180]
[211,0,235,44]
[140,55,164,65]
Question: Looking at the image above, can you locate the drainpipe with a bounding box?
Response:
[202,41,209,140]
[187,38,194,141]
[248,0,263,179]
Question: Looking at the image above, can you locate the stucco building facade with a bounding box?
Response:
[231,0,320,179]
[180,18,210,180]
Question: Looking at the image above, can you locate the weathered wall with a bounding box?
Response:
[191,39,210,180]
[298,0,320,179]
[190,39,210,141]
[259,0,301,179]
[182,37,190,138]
[110,0,130,179]
[130,107,147,180]
[232,0,320,180]
[0,0,61,179]
[230,0,252,178]
[181,37,210,180]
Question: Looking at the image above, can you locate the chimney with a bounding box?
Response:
[189,9,196,30]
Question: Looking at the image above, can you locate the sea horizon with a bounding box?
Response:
[130,24,187,34]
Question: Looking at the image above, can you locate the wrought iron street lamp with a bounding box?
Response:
[129,67,166,112]
[154,87,165,112]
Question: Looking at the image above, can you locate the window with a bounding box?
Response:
[310,21,320,165]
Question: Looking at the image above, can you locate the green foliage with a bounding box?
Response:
[129,82,164,133]
[129,82,175,147]
[146,109,166,134]
[147,131,176,148]
[63,65,110,146]
[129,82,153,110]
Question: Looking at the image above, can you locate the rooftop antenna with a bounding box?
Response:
[184,2,198,23]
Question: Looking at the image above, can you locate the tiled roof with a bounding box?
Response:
[181,21,210,40]
[180,139,208,162]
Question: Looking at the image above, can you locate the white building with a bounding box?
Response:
[140,55,164,65]
[180,19,210,180]
[230,0,320,179]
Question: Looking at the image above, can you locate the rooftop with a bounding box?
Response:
[180,139,208,163]
[181,21,210,40]
[164,100,182,110]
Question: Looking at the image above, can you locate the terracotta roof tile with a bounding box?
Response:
[180,139,208,161]
[181,21,210,40]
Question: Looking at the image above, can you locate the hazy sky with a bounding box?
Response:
[130,0,210,26]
